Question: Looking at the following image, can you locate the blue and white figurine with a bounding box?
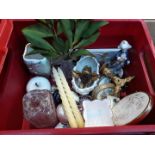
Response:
[102,40,132,77]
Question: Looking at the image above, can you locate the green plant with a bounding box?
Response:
[22,19,108,60]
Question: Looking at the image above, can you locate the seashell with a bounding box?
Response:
[72,56,100,95]
[23,43,51,76]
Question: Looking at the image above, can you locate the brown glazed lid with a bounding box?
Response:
[112,92,153,126]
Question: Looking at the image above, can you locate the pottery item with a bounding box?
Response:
[112,92,153,126]
[87,40,132,77]
[92,83,115,100]
[23,43,51,76]
[92,76,115,99]
[26,76,52,92]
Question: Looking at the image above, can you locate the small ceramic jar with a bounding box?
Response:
[23,43,51,76]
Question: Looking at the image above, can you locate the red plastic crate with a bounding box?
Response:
[0,19,155,134]
[0,20,13,73]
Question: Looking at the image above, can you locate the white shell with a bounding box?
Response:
[23,43,51,76]
[72,56,100,95]
[26,76,52,92]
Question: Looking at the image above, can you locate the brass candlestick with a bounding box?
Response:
[100,65,134,96]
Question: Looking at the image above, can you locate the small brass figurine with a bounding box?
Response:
[114,76,134,96]
[100,65,134,96]
[73,66,99,88]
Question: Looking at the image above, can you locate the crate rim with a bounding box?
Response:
[1,19,155,135]
[1,125,155,135]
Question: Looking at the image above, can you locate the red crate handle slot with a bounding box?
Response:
[139,21,155,97]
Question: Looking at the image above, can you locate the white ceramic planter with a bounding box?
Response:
[23,43,51,76]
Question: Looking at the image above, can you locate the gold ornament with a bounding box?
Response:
[100,65,134,96]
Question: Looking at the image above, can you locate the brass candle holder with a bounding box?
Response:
[100,65,134,96]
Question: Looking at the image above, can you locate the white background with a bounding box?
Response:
[0,0,155,154]
[0,0,155,19]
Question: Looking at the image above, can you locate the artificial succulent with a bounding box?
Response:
[22,19,108,61]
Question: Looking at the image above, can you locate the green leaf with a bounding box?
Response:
[37,19,47,24]
[26,49,49,56]
[71,49,93,57]
[74,32,100,48]
[22,23,53,38]
[73,20,90,45]
[22,30,56,51]
[70,20,75,31]
[57,21,63,35]
[74,19,78,23]
[83,21,108,38]
[52,37,65,53]
[42,19,54,29]
[26,49,58,58]
[60,19,73,47]
[49,19,54,25]
[64,40,70,53]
